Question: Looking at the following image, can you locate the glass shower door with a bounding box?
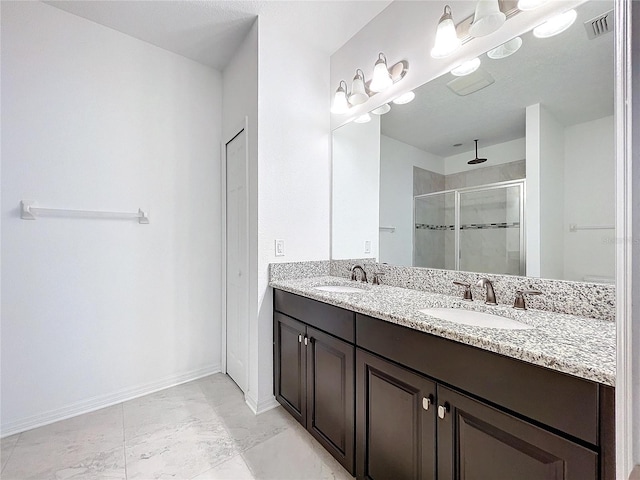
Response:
[413,191,455,269]
[457,182,524,275]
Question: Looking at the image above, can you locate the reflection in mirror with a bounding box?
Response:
[331,0,615,283]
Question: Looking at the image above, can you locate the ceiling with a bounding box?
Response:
[380,0,614,158]
[46,0,393,71]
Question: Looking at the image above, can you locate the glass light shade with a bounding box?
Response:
[354,113,371,124]
[430,6,461,58]
[371,104,391,115]
[393,91,415,105]
[369,55,393,93]
[468,0,506,37]
[331,86,350,114]
[450,57,481,76]
[533,9,577,38]
[517,0,549,11]
[487,37,523,59]
[348,71,369,105]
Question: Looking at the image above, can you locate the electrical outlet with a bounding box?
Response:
[275,239,285,257]
[364,240,371,254]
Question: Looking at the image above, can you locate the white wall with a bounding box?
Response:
[563,116,615,282]
[1,2,223,434]
[333,118,380,260]
[379,135,443,266]
[253,17,332,411]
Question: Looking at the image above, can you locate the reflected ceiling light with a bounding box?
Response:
[469,0,506,37]
[517,0,550,11]
[431,5,461,58]
[487,37,523,59]
[392,91,416,105]
[331,80,350,115]
[369,53,393,92]
[533,9,577,38]
[371,104,391,115]
[354,113,372,124]
[348,69,369,105]
[450,57,481,76]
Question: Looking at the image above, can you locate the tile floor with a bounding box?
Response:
[0,374,352,480]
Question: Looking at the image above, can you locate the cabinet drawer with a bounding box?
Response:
[275,290,355,343]
[356,314,599,445]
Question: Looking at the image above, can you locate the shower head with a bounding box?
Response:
[468,139,488,165]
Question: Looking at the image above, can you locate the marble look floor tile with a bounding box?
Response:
[190,454,255,480]
[1,444,126,480]
[198,374,245,408]
[125,415,239,480]
[214,401,296,453]
[123,381,217,440]
[1,433,21,472]
[241,424,352,480]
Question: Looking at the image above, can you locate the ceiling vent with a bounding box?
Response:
[584,9,614,40]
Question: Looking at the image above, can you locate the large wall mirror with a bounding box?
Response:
[331,0,614,283]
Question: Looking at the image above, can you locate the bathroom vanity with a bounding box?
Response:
[271,277,615,480]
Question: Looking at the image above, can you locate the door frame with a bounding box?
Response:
[221,117,250,392]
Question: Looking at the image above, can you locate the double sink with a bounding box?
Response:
[312,284,533,331]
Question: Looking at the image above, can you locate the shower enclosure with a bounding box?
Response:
[414,180,525,276]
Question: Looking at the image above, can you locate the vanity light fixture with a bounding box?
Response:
[348,69,369,106]
[354,113,372,124]
[450,57,481,76]
[517,0,550,11]
[487,36,523,59]
[371,104,391,115]
[392,91,416,105]
[331,80,350,114]
[533,9,577,38]
[469,0,506,37]
[369,53,393,92]
[431,5,461,58]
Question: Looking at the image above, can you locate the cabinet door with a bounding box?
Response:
[306,326,355,475]
[356,349,437,480]
[436,385,598,480]
[274,312,306,426]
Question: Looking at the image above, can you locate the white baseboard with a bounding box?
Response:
[0,364,221,438]
[244,393,279,415]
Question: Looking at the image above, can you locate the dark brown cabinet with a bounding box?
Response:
[436,385,598,480]
[356,349,436,480]
[273,292,355,474]
[273,290,614,480]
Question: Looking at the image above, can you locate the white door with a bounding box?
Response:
[225,130,248,392]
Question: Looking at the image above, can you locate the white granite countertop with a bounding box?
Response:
[269,276,616,386]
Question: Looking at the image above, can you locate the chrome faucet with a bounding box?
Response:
[350,264,368,283]
[477,278,497,305]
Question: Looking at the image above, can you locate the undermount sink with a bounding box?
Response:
[314,285,367,293]
[419,308,534,330]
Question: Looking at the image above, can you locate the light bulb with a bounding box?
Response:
[431,5,461,58]
[330,82,349,114]
[450,58,481,76]
[369,53,393,93]
[393,91,415,105]
[371,104,391,115]
[533,10,577,38]
[348,69,369,105]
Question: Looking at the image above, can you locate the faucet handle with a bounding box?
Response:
[513,290,542,310]
[453,281,473,301]
[372,272,385,285]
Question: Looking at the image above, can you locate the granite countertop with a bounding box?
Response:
[269,276,616,386]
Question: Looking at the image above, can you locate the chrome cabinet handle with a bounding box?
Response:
[422,395,434,411]
[304,336,308,346]
[438,403,450,419]
[298,334,302,343]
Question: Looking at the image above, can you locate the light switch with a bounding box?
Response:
[364,240,371,254]
[275,239,285,257]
